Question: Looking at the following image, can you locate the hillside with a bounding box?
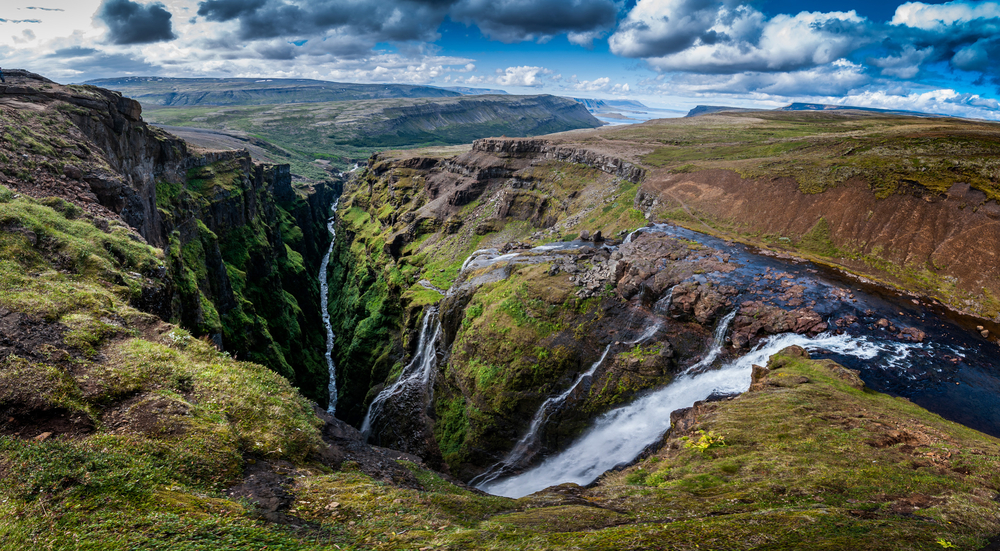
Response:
[137,94,602,178]
[84,76,463,106]
[3,70,1000,550]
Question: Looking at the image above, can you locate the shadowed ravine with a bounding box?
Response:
[321,199,340,414]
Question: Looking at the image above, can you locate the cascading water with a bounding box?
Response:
[475,309,734,493]
[361,239,616,444]
[360,308,442,438]
[471,344,614,487]
[683,309,737,375]
[320,198,340,414]
[480,331,907,498]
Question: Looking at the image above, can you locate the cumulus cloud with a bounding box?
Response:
[569,75,631,95]
[650,59,870,97]
[494,65,552,86]
[607,0,1000,96]
[195,0,449,45]
[890,1,1000,29]
[609,1,870,73]
[97,0,176,45]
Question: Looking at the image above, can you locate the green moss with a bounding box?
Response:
[799,217,840,257]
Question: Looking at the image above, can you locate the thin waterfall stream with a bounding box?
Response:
[360,309,442,438]
[320,198,340,414]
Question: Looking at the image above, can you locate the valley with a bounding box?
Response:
[2,69,1000,550]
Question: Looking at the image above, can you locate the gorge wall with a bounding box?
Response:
[0,70,339,404]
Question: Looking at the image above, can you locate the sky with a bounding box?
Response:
[3,0,1000,119]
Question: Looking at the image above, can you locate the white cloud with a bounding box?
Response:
[870,45,933,79]
[652,59,870,97]
[569,76,632,95]
[610,1,870,74]
[494,65,552,87]
[891,1,1000,29]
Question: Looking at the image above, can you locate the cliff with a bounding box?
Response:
[0,69,339,404]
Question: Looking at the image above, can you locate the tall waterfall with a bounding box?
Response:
[320,199,340,414]
[360,308,442,438]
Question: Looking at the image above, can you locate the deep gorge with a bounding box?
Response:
[4,72,1000,549]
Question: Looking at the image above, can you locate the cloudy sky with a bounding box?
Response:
[3,0,1000,118]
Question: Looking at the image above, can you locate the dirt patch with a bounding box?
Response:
[225,458,304,524]
[101,393,191,437]
[0,308,72,364]
[0,408,94,439]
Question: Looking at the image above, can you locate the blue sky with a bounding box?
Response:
[3,0,1000,118]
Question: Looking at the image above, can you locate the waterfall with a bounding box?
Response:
[320,198,340,414]
[472,309,732,491]
[360,308,442,439]
[479,331,897,498]
[683,309,738,375]
[471,344,613,487]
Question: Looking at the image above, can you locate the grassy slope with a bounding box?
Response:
[567,111,1000,319]
[0,187,327,548]
[87,77,461,106]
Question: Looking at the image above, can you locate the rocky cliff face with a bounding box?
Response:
[0,70,339,404]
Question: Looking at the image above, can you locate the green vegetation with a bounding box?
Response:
[618,111,1000,199]
[0,189,327,550]
[157,157,331,404]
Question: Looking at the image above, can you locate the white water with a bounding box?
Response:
[480,331,901,498]
[683,309,738,375]
[360,308,442,438]
[471,344,613,487]
[320,198,340,414]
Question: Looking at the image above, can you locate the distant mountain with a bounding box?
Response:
[685,105,759,117]
[780,102,942,118]
[441,86,509,95]
[572,98,674,112]
[85,76,462,106]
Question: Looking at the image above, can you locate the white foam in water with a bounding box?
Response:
[479,332,896,498]
[320,199,340,414]
[471,344,614,487]
[360,309,442,438]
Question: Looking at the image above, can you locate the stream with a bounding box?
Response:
[351,221,1000,499]
[477,223,1000,498]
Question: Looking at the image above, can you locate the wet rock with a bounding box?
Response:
[899,327,927,343]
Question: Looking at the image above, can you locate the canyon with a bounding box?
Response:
[2,70,1000,550]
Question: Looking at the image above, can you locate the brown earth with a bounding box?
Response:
[637,169,1000,318]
